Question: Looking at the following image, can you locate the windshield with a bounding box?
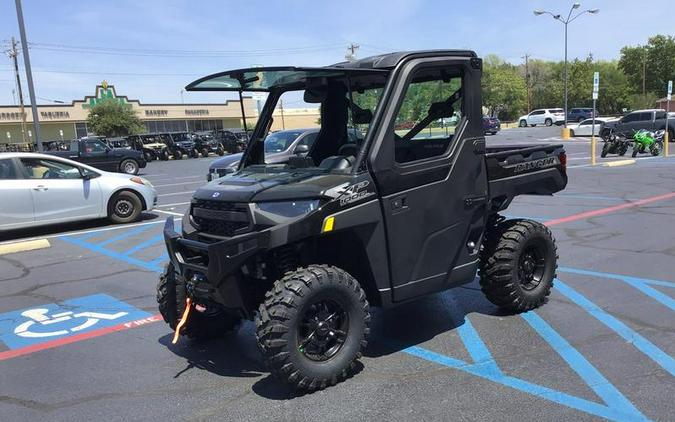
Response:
[264,131,304,153]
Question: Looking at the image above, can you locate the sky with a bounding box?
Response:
[1,0,673,106]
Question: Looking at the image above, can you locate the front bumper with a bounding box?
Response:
[163,217,269,314]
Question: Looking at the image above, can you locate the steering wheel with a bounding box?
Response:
[41,170,51,179]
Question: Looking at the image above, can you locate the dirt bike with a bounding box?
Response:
[631,129,663,157]
[601,130,630,157]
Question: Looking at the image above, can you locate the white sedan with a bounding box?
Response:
[0,153,157,231]
[569,117,612,137]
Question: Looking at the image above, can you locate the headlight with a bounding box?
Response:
[255,200,319,218]
[130,176,153,187]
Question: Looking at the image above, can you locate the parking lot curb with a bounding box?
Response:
[603,159,635,167]
[0,239,50,255]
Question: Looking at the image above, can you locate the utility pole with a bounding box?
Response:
[522,53,532,113]
[345,43,360,62]
[642,47,646,96]
[6,37,28,144]
[15,0,42,151]
[279,99,286,130]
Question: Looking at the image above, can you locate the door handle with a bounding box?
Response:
[33,185,48,191]
[391,196,408,211]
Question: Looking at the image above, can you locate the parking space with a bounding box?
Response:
[1,127,674,421]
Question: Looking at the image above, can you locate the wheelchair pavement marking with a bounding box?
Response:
[554,279,675,377]
[0,294,153,353]
[544,192,675,227]
[403,292,648,422]
[120,234,164,257]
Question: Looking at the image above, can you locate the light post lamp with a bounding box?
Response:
[534,3,599,131]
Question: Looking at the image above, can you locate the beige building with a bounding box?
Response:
[0,81,258,145]
[269,107,320,131]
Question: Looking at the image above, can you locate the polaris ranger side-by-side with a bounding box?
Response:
[157,50,568,392]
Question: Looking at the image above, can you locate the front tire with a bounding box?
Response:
[173,150,183,160]
[108,190,142,224]
[119,159,139,175]
[255,265,370,392]
[201,148,210,158]
[519,120,527,127]
[632,146,639,157]
[157,263,241,339]
[159,149,169,161]
[479,219,557,312]
[601,142,609,158]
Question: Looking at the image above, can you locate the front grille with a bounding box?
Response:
[191,199,250,237]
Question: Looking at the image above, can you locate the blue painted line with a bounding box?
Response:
[96,225,152,246]
[503,214,550,222]
[148,252,168,267]
[559,266,675,289]
[120,234,163,257]
[403,346,648,421]
[555,279,675,377]
[443,293,502,377]
[61,236,162,273]
[522,311,644,418]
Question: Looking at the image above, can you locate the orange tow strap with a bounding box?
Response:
[172,297,192,344]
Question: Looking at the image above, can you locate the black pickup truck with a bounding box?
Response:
[156,50,567,392]
[45,136,146,175]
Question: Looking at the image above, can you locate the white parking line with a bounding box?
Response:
[155,209,184,217]
[153,180,204,188]
[147,175,205,183]
[156,201,191,208]
[157,191,196,197]
[0,218,179,246]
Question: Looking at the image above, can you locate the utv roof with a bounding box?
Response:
[186,50,477,92]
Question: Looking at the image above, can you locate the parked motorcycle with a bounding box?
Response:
[631,129,663,157]
[601,131,630,157]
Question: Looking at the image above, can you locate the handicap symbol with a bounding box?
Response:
[13,308,128,338]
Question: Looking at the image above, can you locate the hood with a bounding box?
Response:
[194,168,351,203]
[210,153,243,170]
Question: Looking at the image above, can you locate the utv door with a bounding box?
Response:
[369,57,488,302]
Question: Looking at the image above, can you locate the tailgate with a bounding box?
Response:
[485,144,567,212]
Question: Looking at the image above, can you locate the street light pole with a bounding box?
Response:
[534,3,599,130]
[14,0,42,151]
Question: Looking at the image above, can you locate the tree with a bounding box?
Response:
[86,100,145,137]
[619,35,675,97]
[482,55,527,120]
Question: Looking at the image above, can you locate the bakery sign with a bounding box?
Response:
[0,112,25,121]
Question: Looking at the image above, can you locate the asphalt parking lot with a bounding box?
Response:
[1,126,674,421]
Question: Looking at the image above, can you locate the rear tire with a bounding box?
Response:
[144,151,154,162]
[255,265,370,392]
[201,148,210,158]
[173,150,183,160]
[191,149,199,158]
[632,146,639,157]
[108,190,142,224]
[159,150,169,161]
[216,146,225,156]
[479,219,557,312]
[157,263,241,339]
[544,118,553,127]
[119,159,139,175]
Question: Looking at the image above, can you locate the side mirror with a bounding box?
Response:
[293,144,309,155]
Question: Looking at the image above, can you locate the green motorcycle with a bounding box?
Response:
[631,129,663,157]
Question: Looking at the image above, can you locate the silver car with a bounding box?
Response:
[0,153,157,231]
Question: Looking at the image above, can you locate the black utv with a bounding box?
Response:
[164,132,198,159]
[193,131,225,157]
[157,50,568,392]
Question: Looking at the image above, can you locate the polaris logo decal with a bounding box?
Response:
[510,157,559,173]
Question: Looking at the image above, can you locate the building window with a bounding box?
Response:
[75,122,88,138]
